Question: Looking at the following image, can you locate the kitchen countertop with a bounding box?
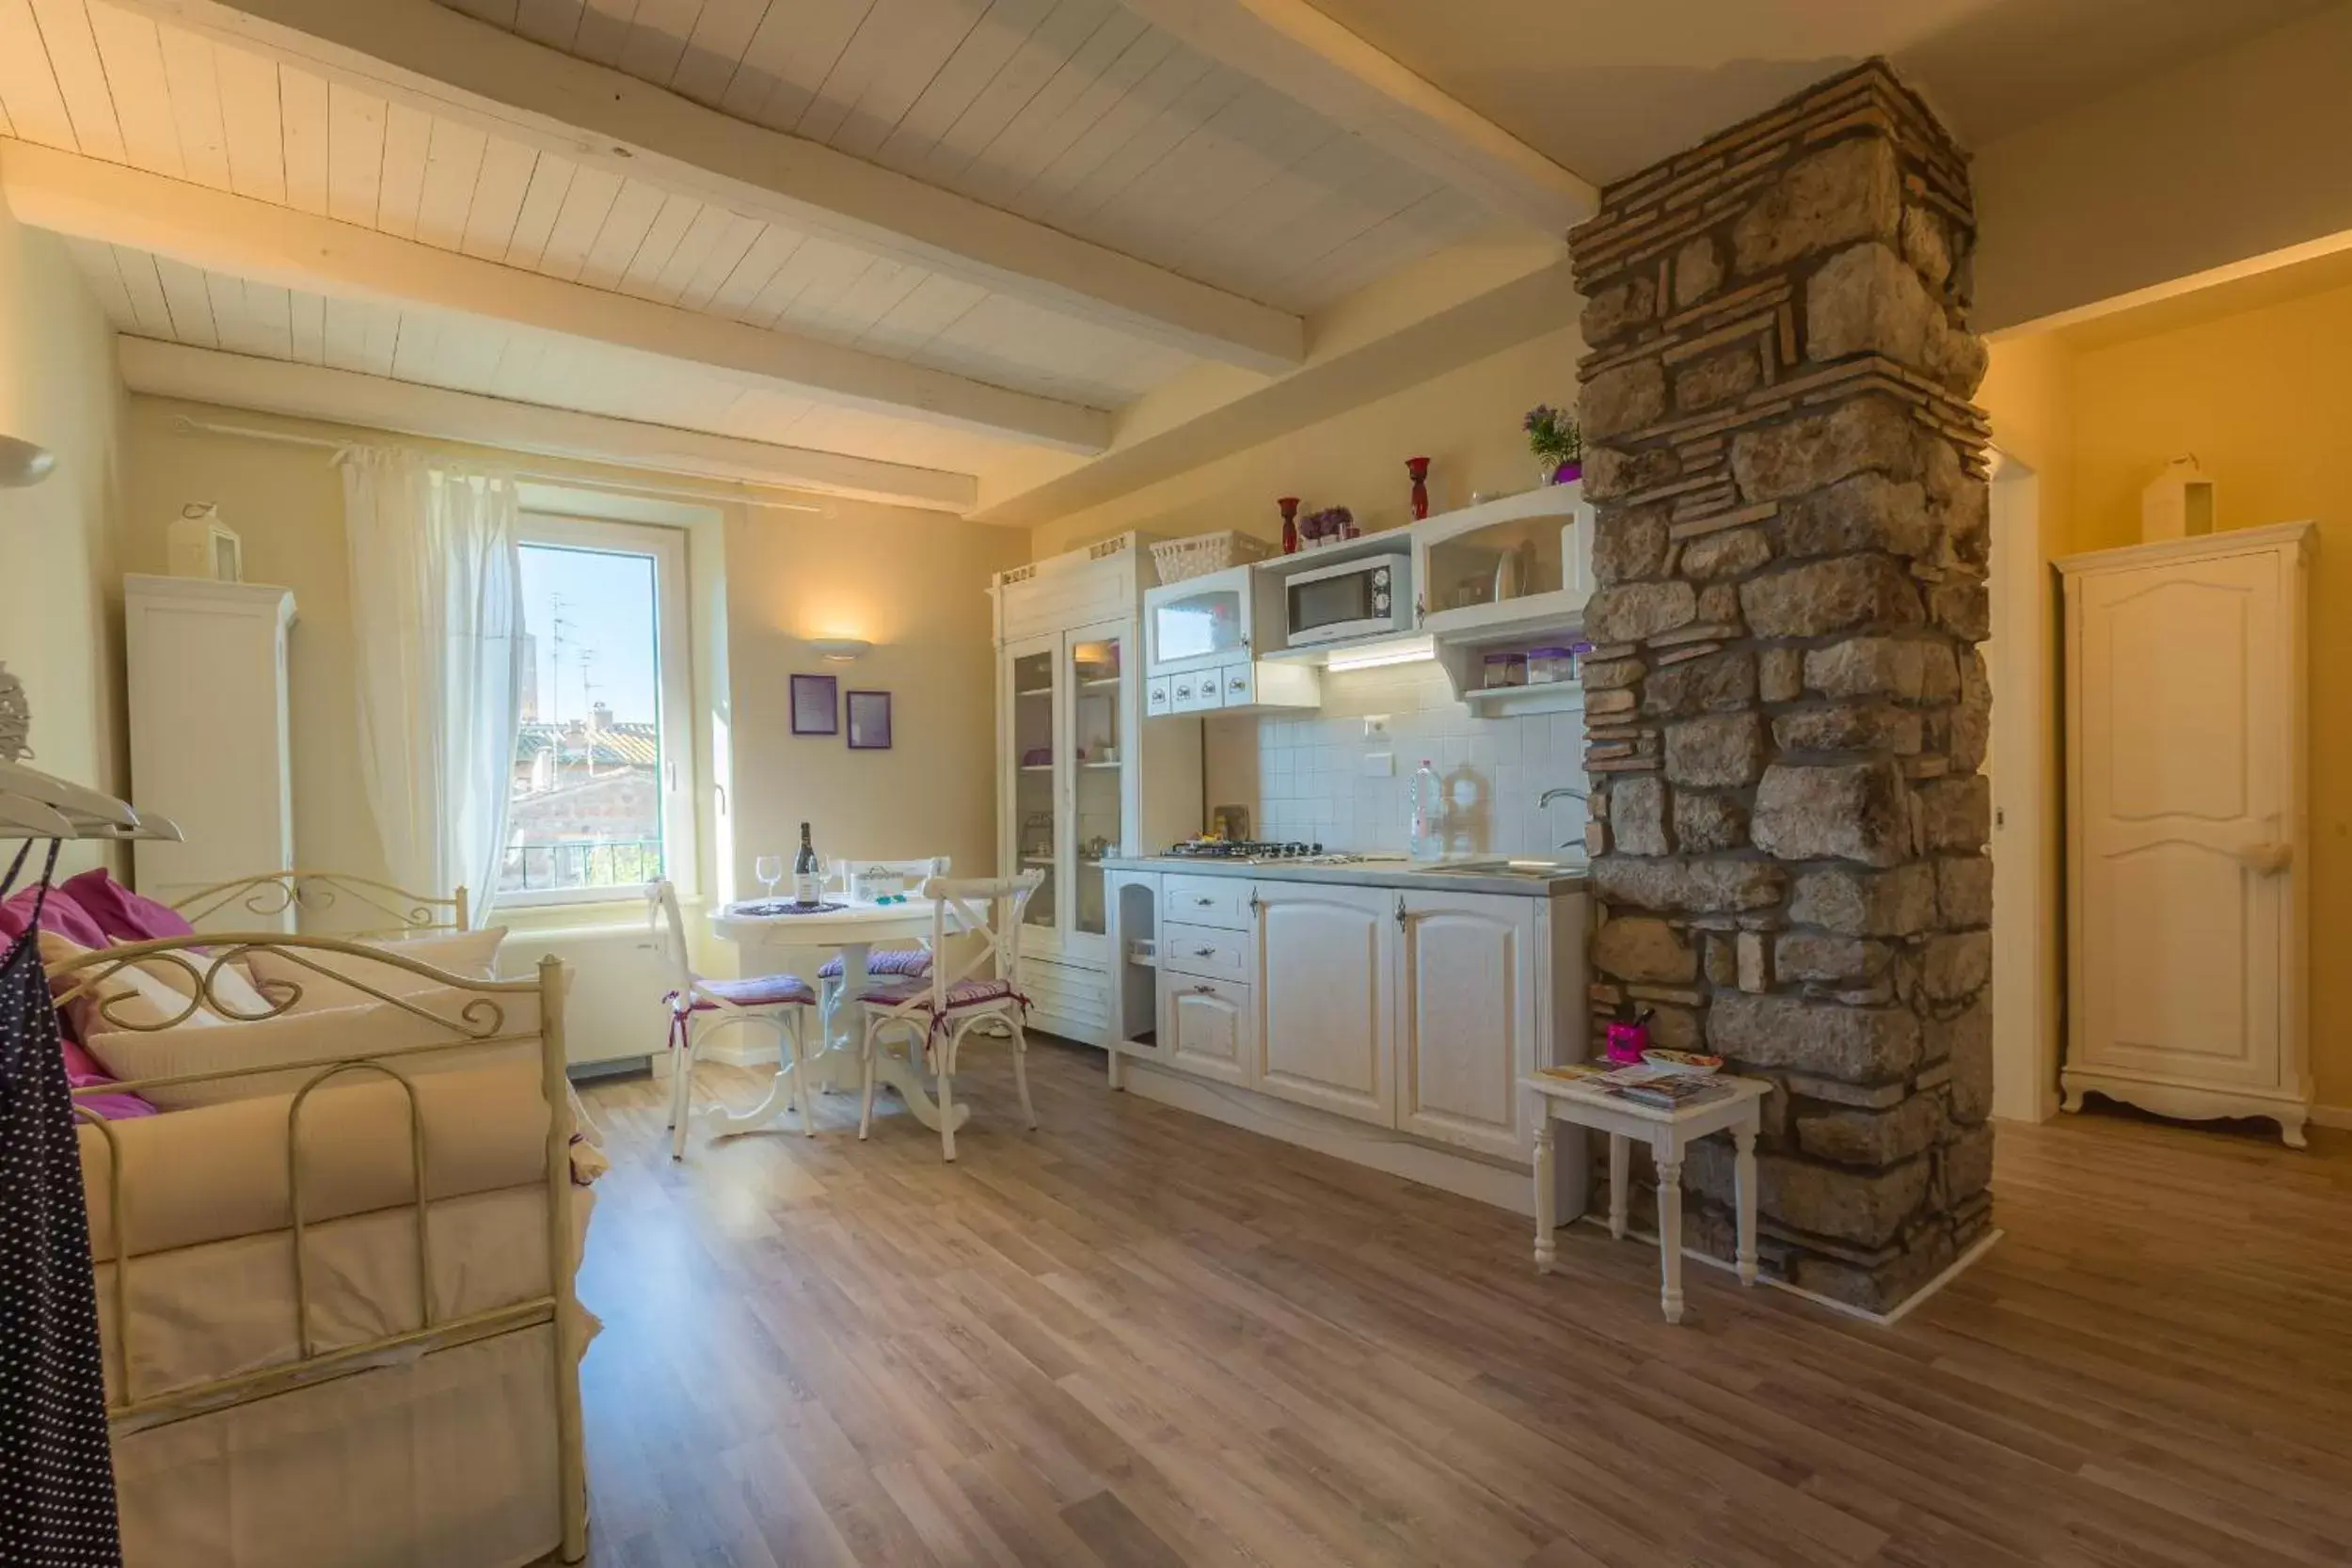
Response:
[1099,854,1589,898]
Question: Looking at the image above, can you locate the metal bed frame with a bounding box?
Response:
[168,870,470,937]
[46,930,587,1564]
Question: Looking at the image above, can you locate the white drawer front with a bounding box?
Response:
[1169,672,1223,713]
[1165,874,1248,930]
[1023,958,1111,1042]
[1163,974,1252,1085]
[1216,662,1254,706]
[1145,677,1173,717]
[1162,920,1249,982]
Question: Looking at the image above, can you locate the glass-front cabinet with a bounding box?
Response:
[1143,563,1279,677]
[994,533,1203,1044]
[999,619,1164,967]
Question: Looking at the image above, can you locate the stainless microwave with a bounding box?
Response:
[1282,550,1413,647]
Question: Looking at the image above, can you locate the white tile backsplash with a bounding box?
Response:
[1203,662,1590,856]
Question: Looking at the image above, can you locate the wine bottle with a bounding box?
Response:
[792,821,821,904]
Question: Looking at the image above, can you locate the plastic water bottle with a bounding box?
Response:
[1407,760,1445,862]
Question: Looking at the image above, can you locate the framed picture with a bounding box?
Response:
[847,689,893,751]
[789,673,839,736]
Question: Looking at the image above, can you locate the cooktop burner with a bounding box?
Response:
[1164,839,1323,860]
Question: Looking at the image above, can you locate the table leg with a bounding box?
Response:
[1533,1122,1557,1275]
[706,1055,806,1138]
[1608,1133,1629,1241]
[1654,1135,1685,1325]
[1735,1121,1759,1288]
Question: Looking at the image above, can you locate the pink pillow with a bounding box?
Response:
[0,884,110,953]
[61,1037,157,1120]
[60,869,196,944]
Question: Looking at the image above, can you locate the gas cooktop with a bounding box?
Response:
[1160,841,1404,866]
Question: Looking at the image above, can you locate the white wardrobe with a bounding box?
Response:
[2058,523,2312,1146]
[124,575,298,927]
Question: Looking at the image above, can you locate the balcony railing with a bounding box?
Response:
[499,837,663,894]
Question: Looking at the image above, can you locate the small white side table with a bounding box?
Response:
[1525,1071,1772,1324]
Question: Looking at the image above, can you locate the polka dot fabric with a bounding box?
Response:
[0,842,124,1565]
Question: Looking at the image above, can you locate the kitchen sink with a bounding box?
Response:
[1409,857,1584,879]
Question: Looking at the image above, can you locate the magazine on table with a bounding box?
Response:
[1538,1060,1731,1110]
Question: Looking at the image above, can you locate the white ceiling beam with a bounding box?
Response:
[1111,0,1597,234]
[3,140,1106,453]
[119,339,979,514]
[108,0,1307,375]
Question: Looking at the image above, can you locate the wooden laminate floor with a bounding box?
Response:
[573,1041,2352,1568]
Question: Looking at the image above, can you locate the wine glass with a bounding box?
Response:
[754,855,783,901]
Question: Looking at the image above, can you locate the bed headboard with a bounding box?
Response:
[169,871,470,937]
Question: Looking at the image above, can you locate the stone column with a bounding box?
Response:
[1569,62,1994,1314]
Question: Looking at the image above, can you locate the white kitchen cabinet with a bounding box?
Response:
[1251,881,1393,1124]
[1165,973,1253,1085]
[994,536,1201,1044]
[1394,891,1540,1161]
[1143,562,1281,678]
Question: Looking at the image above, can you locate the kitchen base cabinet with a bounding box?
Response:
[1108,860,1591,1217]
[1253,883,1392,1125]
[1396,894,1539,1162]
[1164,974,1253,1085]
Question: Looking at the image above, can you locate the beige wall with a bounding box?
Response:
[1980,277,2352,1111]
[122,398,1024,927]
[1029,325,1581,557]
[0,196,127,876]
[1974,2,2352,334]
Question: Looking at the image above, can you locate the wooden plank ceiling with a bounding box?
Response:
[0,0,1513,491]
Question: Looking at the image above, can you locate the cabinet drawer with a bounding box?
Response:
[1163,973,1252,1085]
[1169,672,1223,713]
[1145,677,1173,718]
[1162,921,1249,982]
[1216,662,1254,706]
[1165,874,1248,930]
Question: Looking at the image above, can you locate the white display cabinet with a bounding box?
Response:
[993,536,1201,1044]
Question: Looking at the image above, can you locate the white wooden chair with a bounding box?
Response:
[646,879,816,1159]
[816,855,949,1036]
[857,872,1043,1162]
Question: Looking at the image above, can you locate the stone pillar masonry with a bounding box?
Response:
[1567,60,1994,1315]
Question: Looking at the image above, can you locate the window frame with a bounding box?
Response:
[501,512,698,910]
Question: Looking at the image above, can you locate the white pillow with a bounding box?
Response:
[86,982,542,1111]
[245,927,508,1015]
[39,932,226,1036]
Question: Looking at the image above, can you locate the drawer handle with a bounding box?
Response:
[1195,896,1213,906]
[1194,983,1216,994]
[1193,945,1216,957]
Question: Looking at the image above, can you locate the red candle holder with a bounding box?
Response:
[1406,456,1431,520]
[1277,496,1300,554]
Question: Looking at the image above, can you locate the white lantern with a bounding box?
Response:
[167,502,246,581]
[2140,455,2215,542]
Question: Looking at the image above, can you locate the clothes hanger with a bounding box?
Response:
[0,792,76,838]
[0,758,138,828]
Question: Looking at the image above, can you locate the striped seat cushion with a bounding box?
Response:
[857,976,1023,1012]
[673,974,816,1011]
[818,949,933,981]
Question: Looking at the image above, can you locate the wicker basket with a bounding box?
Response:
[1149,531,1274,583]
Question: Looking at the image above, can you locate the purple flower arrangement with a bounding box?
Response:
[1524,404,1583,483]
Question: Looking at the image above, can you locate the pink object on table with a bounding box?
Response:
[1604,1021,1650,1065]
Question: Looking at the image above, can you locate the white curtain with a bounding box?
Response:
[338,447,526,926]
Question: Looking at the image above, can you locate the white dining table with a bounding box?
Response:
[704,895,968,1138]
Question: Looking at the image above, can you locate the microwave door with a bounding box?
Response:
[1288,572,1375,639]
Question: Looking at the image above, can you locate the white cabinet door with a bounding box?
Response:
[1003,634,1065,959]
[1165,974,1252,1085]
[1395,893,1538,1160]
[1252,882,1392,1124]
[2069,537,2301,1101]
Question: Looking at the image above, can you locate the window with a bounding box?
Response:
[502,515,695,905]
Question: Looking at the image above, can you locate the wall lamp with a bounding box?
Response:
[0,434,56,487]
[807,637,873,663]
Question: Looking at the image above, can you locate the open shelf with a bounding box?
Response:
[1078,676,1122,689]
[1015,686,1054,697]
[1460,682,1586,718]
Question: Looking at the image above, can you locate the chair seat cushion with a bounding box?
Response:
[858,976,1024,1012]
[679,974,815,1010]
[817,949,933,981]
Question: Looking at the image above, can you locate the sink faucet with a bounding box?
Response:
[1539,785,1589,855]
